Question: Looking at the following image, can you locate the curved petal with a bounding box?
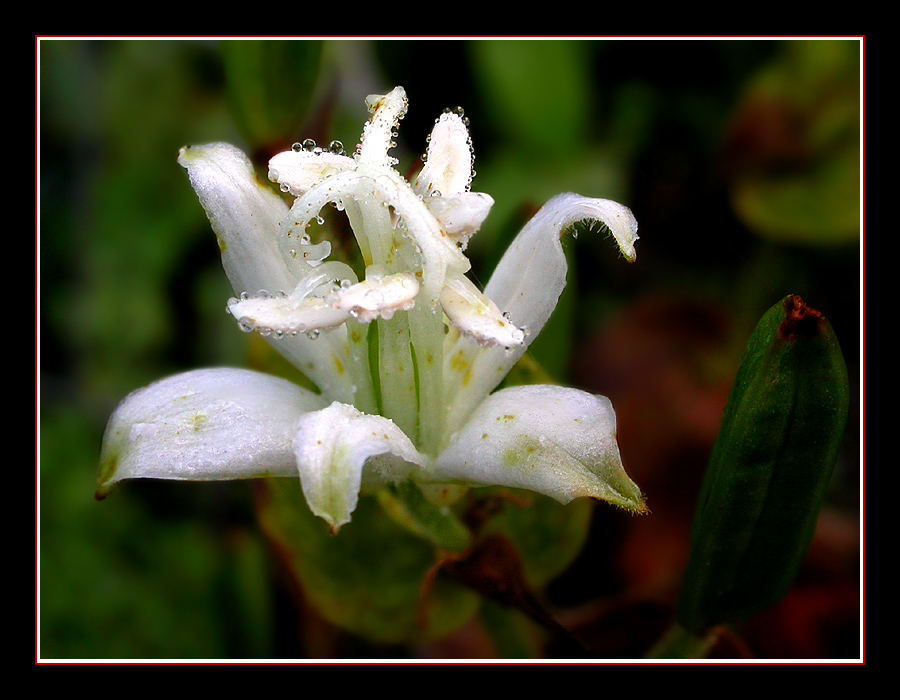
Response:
[178,142,296,295]
[432,385,646,512]
[178,142,355,403]
[443,193,639,434]
[293,402,425,532]
[98,368,327,497]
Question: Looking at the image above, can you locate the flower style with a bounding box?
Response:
[98,86,645,532]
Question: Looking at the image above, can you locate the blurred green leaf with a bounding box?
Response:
[732,146,860,245]
[40,407,273,659]
[725,40,860,245]
[676,296,849,635]
[469,40,592,155]
[377,481,473,553]
[222,40,323,150]
[481,490,593,589]
[257,479,480,645]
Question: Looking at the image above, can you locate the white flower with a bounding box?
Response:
[98,86,645,532]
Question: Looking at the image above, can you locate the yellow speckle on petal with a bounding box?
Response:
[449,350,467,372]
[449,349,473,386]
[191,413,209,431]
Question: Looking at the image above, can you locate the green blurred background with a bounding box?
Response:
[38,38,861,660]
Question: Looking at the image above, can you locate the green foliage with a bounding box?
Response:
[726,41,861,245]
[221,40,323,150]
[40,408,274,659]
[676,296,849,635]
[258,479,481,645]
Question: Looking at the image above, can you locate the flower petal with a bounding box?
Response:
[97,368,327,497]
[432,385,645,512]
[178,142,356,403]
[293,402,425,532]
[486,191,638,341]
[443,193,639,434]
[178,142,296,295]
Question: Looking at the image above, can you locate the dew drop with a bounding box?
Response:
[306,329,320,340]
[291,142,303,152]
[329,140,344,154]
[302,138,317,151]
